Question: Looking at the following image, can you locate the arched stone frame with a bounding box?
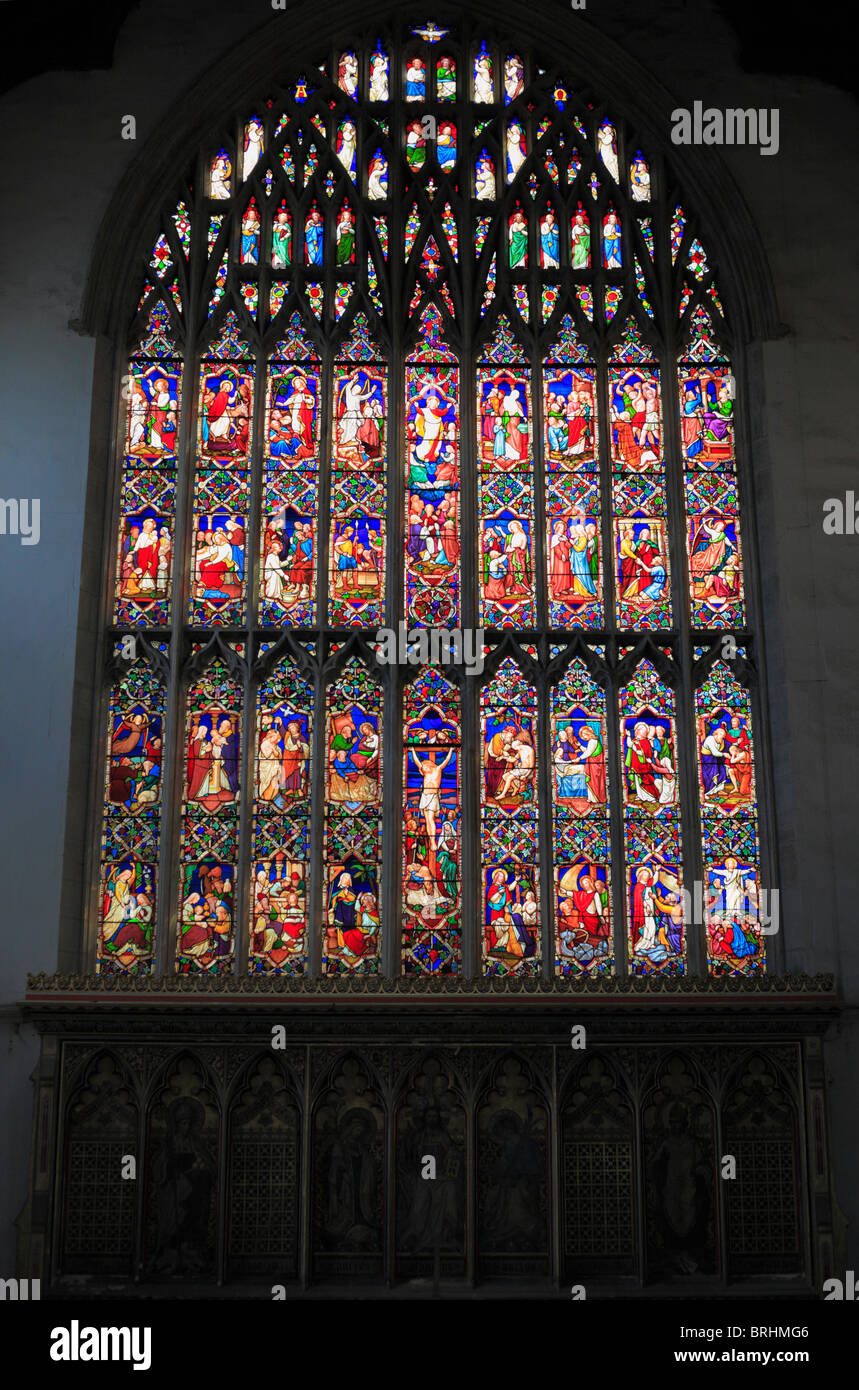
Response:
[559,1051,636,1283]
[475,1050,552,1278]
[224,1053,303,1280]
[719,1048,805,1280]
[56,1050,140,1279]
[142,1050,221,1280]
[58,0,785,982]
[393,1051,468,1279]
[641,1051,719,1282]
[309,1051,386,1279]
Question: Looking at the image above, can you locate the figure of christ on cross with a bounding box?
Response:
[409,747,454,880]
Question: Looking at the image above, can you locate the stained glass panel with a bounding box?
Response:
[177,650,243,973]
[402,668,462,974]
[481,656,540,976]
[679,314,745,626]
[695,656,763,976]
[610,323,671,628]
[551,654,612,976]
[104,30,769,985]
[251,656,313,974]
[96,644,166,974]
[405,306,459,626]
[478,319,535,626]
[324,661,382,974]
[619,660,685,976]
[330,315,386,626]
[190,316,253,625]
[114,306,181,626]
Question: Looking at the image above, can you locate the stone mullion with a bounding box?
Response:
[81,334,129,971]
[214,1081,230,1283]
[532,336,549,634]
[550,1045,561,1288]
[604,649,627,978]
[382,153,403,971]
[462,673,481,981]
[459,114,478,966]
[156,228,203,977]
[233,347,268,976]
[713,1070,729,1286]
[131,1075,148,1283]
[537,661,554,978]
[299,1043,312,1287]
[533,334,556,978]
[662,347,703,976]
[307,654,325,978]
[461,335,480,979]
[596,349,628,979]
[381,663,401,979]
[317,347,334,635]
[633,1064,647,1286]
[731,337,782,974]
[308,346,334,979]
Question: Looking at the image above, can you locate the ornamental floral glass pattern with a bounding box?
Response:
[95,23,768,982]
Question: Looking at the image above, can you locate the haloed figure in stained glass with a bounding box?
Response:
[617,520,667,615]
[200,370,251,459]
[549,513,598,605]
[557,863,609,968]
[263,514,313,607]
[624,716,677,808]
[698,709,754,809]
[335,368,385,467]
[406,382,460,587]
[101,35,767,987]
[102,862,155,967]
[187,711,240,811]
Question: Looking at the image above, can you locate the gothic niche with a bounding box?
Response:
[723,1053,801,1278]
[227,1057,301,1279]
[395,1054,466,1280]
[60,1053,138,1277]
[477,1054,549,1278]
[144,1054,219,1279]
[643,1055,716,1281]
[312,1055,384,1279]
[561,1055,635,1279]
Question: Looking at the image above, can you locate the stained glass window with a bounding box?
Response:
[94,25,769,983]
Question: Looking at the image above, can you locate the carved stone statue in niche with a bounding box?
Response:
[324,1107,379,1249]
[151,1095,216,1276]
[646,1099,713,1276]
[398,1098,464,1253]
[482,1108,543,1250]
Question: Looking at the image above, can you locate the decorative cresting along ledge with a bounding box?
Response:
[26,971,836,1000]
